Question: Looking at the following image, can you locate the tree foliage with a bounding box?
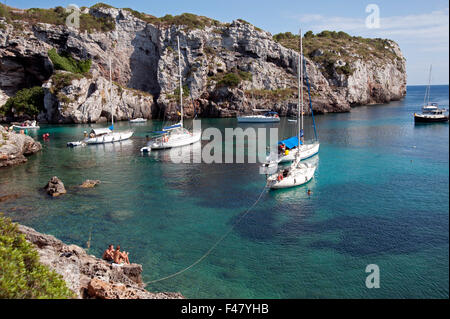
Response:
[0,216,75,299]
[1,87,45,117]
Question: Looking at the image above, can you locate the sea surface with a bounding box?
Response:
[1,85,448,298]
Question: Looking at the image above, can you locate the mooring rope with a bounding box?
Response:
[145,184,268,285]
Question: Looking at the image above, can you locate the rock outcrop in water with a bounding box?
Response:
[0,4,407,123]
[44,176,67,197]
[0,125,42,167]
[18,224,185,299]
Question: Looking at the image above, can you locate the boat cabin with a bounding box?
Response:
[89,128,112,138]
[422,103,445,115]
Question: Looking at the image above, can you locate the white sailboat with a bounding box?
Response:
[266,29,317,189]
[141,36,201,153]
[263,38,320,165]
[414,65,449,123]
[68,57,133,147]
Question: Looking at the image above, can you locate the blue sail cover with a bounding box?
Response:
[163,123,182,131]
[278,136,303,150]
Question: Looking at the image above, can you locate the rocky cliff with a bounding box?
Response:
[0,125,41,167]
[0,4,407,123]
[18,224,184,299]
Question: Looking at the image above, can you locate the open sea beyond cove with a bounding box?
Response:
[0,85,448,298]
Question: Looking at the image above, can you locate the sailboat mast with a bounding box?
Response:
[296,29,303,158]
[177,36,183,127]
[109,56,113,128]
[300,30,304,143]
[427,65,432,105]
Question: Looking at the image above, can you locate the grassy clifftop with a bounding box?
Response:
[273,30,403,76]
[0,3,115,33]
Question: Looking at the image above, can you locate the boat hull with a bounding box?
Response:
[237,117,280,123]
[267,165,316,189]
[279,142,320,162]
[12,125,40,130]
[414,114,449,123]
[144,132,201,151]
[69,131,134,146]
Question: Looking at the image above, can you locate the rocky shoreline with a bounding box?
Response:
[0,125,41,167]
[18,224,185,299]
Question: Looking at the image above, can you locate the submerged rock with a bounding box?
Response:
[44,176,67,197]
[80,180,101,189]
[17,224,185,299]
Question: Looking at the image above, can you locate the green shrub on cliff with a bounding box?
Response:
[0,215,75,299]
[217,73,242,88]
[48,48,92,75]
[0,87,45,117]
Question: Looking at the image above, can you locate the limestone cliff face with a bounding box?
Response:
[0,6,407,123]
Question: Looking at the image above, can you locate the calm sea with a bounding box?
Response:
[1,85,448,298]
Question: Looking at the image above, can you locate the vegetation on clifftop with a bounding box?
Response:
[274,30,402,76]
[0,3,115,33]
[0,215,75,299]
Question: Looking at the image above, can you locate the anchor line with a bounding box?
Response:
[145,184,268,285]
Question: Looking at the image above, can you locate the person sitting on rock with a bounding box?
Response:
[102,244,115,263]
[114,245,130,265]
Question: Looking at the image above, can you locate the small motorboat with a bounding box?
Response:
[12,120,40,130]
[237,110,280,123]
[129,118,147,123]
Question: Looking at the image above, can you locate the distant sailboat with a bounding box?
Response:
[67,57,133,147]
[140,36,201,153]
[414,65,449,123]
[266,29,317,189]
[237,83,280,123]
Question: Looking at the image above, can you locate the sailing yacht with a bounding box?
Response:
[414,65,449,123]
[266,29,317,189]
[140,36,201,153]
[67,57,133,147]
[263,45,320,164]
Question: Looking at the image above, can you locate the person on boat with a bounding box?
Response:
[102,244,115,263]
[114,245,130,265]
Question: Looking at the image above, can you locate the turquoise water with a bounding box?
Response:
[1,85,448,298]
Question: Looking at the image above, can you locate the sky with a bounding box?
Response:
[7,0,450,85]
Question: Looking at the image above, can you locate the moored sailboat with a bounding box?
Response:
[414,65,449,123]
[140,36,201,153]
[266,29,317,189]
[67,57,133,147]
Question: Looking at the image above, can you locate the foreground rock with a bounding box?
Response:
[44,176,67,197]
[18,224,185,299]
[0,125,42,167]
